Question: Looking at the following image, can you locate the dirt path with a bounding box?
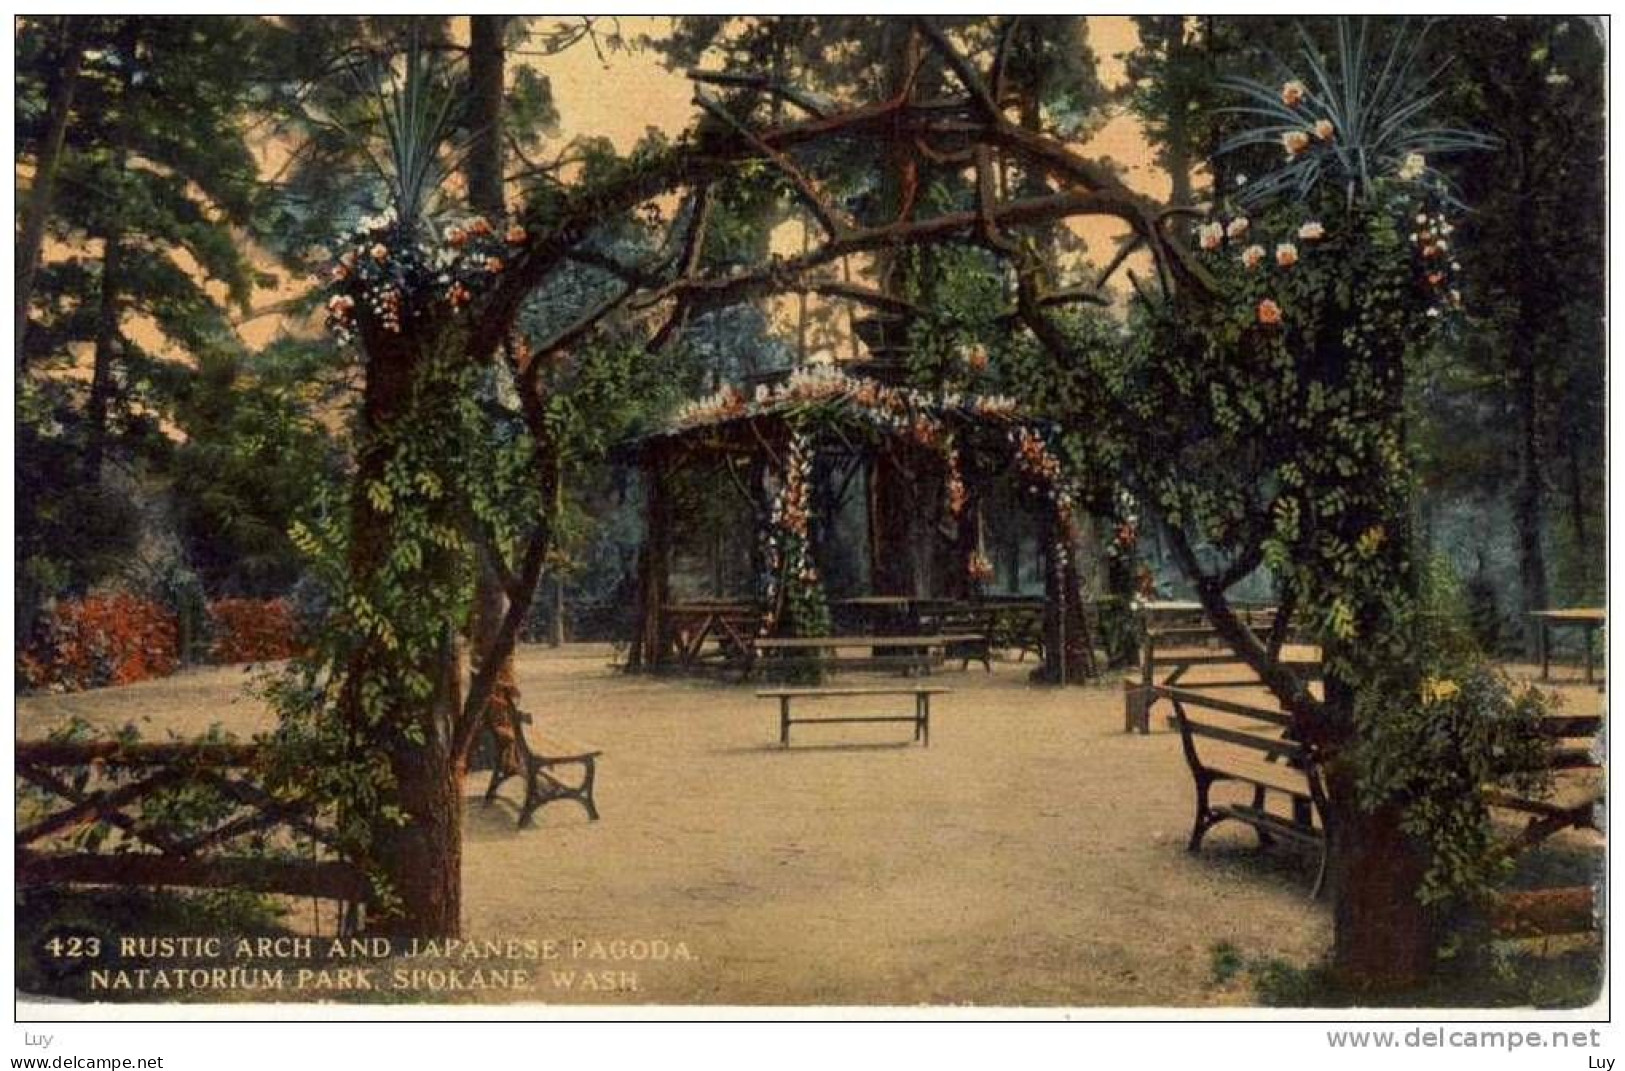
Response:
[20,646,1341,1005]
[17,648,1603,1006]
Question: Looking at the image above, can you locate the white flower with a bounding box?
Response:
[1226,217,1250,241]
[1298,221,1326,242]
[1281,80,1307,107]
[1240,244,1266,270]
[1313,118,1335,141]
[1197,222,1224,251]
[1275,242,1299,268]
[1398,152,1427,181]
[1282,130,1312,157]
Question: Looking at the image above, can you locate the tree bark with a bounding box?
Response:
[1511,324,1549,651]
[84,225,124,482]
[463,14,522,751]
[1320,704,1438,990]
[465,16,507,220]
[16,15,87,372]
[83,20,137,483]
[342,327,469,937]
[373,629,465,937]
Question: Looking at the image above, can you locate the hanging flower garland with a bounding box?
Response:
[943,437,967,520]
[759,429,830,638]
[670,364,1021,435]
[323,208,529,345]
[1010,426,1080,570]
[1108,487,1140,560]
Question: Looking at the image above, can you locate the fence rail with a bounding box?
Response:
[16,740,365,915]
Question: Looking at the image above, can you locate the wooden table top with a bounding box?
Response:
[756,686,953,698]
[1530,608,1606,624]
[753,634,981,649]
[837,597,918,606]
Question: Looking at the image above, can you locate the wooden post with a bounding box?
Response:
[630,453,673,670]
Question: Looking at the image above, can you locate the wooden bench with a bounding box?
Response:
[989,601,1046,663]
[1162,685,1328,897]
[483,710,602,828]
[756,686,949,747]
[916,605,994,671]
[749,635,969,681]
[1124,622,1320,734]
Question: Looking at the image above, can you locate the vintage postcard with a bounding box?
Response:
[12,13,1607,1020]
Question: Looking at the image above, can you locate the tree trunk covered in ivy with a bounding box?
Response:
[1317,679,1438,988]
[343,328,470,937]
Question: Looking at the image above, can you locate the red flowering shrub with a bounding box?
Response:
[208,598,301,663]
[21,593,180,692]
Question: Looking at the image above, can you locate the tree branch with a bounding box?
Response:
[685,69,832,119]
[693,89,848,239]
[1160,522,1327,736]
[914,18,1002,123]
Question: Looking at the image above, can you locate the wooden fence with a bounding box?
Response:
[16,740,365,928]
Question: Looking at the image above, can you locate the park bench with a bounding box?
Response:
[756,685,949,746]
[915,604,995,671]
[1123,619,1320,733]
[988,600,1046,663]
[1161,685,1329,897]
[483,710,602,828]
[748,634,968,681]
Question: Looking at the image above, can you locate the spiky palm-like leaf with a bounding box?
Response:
[1217,19,1493,207]
[339,36,467,234]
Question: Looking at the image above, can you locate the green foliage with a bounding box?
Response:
[1219,19,1494,206]
[170,341,348,597]
[17,16,265,355]
[265,337,488,908]
[1352,563,1556,904]
[1211,943,1599,1008]
[1207,941,1244,985]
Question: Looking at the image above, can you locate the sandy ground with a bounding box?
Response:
[16,647,1605,1007]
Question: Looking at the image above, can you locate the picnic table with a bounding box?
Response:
[664,601,761,670]
[750,634,979,679]
[1530,608,1606,683]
